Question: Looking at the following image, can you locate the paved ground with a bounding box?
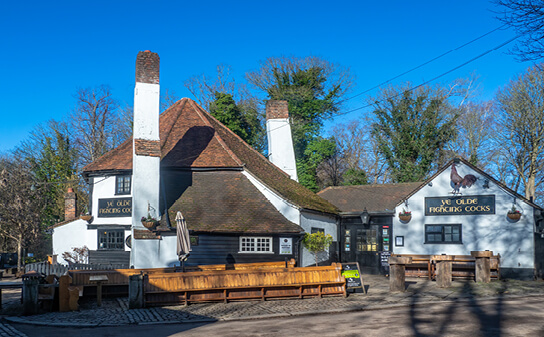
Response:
[1,274,544,334]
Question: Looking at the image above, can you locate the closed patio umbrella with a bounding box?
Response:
[176,211,191,270]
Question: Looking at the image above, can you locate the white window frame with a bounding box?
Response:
[239,236,273,254]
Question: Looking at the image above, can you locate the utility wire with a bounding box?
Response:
[338,24,509,104]
[266,30,521,133]
[335,32,522,118]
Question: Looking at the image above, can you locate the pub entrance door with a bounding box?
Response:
[343,222,380,273]
[341,216,392,274]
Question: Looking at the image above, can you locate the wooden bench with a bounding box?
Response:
[145,280,346,306]
[392,254,500,280]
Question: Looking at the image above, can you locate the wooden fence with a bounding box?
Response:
[391,254,500,280]
[138,263,346,307]
[25,261,130,277]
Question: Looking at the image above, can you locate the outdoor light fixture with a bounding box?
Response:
[482,179,490,189]
[360,208,369,225]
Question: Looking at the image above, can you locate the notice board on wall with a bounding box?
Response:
[341,262,366,294]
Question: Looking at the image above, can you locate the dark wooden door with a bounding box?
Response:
[342,222,380,273]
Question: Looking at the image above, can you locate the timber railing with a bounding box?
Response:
[67,259,296,290]
[25,262,130,277]
[136,263,346,307]
[391,254,500,280]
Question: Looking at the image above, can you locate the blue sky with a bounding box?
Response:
[0,1,532,153]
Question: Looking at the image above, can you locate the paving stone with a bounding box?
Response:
[4,274,544,327]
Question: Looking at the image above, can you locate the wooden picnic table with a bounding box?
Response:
[89,275,108,307]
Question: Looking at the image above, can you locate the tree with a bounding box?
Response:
[185,65,266,152]
[0,157,44,271]
[494,0,544,61]
[302,231,333,266]
[209,92,263,148]
[371,85,459,183]
[332,120,389,184]
[15,121,82,225]
[68,85,124,167]
[495,64,544,201]
[247,56,353,158]
[449,101,497,167]
[299,137,338,191]
[247,56,354,189]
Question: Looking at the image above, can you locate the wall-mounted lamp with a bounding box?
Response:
[360,208,369,225]
[482,179,489,189]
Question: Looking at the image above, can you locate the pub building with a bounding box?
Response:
[319,158,544,279]
[50,51,339,269]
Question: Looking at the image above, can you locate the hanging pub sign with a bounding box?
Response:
[425,195,495,216]
[98,197,132,217]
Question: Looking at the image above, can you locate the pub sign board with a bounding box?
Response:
[425,195,495,216]
[98,198,132,218]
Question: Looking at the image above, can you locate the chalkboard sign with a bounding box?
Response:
[380,251,391,267]
[341,262,366,294]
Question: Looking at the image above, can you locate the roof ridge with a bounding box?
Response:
[198,104,292,179]
[189,99,243,166]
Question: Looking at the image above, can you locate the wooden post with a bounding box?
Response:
[22,278,39,315]
[433,255,454,288]
[388,256,412,292]
[89,275,108,307]
[471,251,493,283]
[129,273,144,309]
[58,274,72,312]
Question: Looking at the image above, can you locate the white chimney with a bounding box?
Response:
[266,100,298,181]
[132,51,160,229]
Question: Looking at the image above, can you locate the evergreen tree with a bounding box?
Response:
[371,87,458,183]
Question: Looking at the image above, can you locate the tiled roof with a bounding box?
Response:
[165,171,302,233]
[83,98,338,214]
[318,182,422,213]
[83,99,242,172]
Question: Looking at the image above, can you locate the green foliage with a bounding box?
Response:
[267,66,339,160]
[209,92,264,151]
[28,125,78,226]
[371,88,458,183]
[297,137,337,191]
[302,231,334,266]
[342,168,368,186]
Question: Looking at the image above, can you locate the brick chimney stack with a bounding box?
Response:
[64,188,77,221]
[265,100,298,181]
[132,51,161,233]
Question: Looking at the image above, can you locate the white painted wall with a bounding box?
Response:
[243,170,338,267]
[52,219,97,265]
[132,81,160,231]
[91,176,132,225]
[132,236,178,269]
[300,211,338,267]
[266,118,298,181]
[392,163,535,271]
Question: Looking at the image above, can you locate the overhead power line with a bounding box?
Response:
[335,33,522,118]
[339,24,509,104]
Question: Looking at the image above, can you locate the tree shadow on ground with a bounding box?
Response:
[408,279,506,337]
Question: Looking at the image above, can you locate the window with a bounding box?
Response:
[311,227,324,234]
[98,229,125,250]
[425,224,462,244]
[239,237,273,253]
[115,175,131,195]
